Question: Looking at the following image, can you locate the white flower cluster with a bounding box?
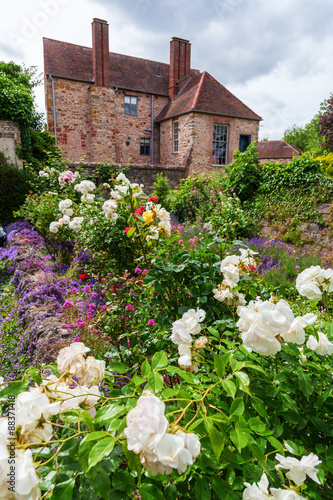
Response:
[69,216,84,232]
[124,391,200,475]
[38,170,49,179]
[102,199,118,221]
[81,193,95,204]
[59,198,73,216]
[213,249,256,306]
[74,180,96,195]
[236,298,317,356]
[307,331,333,355]
[113,173,144,199]
[171,308,206,372]
[0,342,104,498]
[243,453,321,499]
[49,199,84,233]
[296,265,333,301]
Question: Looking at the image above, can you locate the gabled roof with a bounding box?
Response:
[44,38,197,97]
[155,71,261,122]
[257,140,302,159]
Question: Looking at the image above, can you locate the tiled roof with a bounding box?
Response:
[155,71,261,122]
[257,140,302,159]
[44,38,182,96]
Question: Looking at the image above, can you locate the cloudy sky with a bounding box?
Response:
[1,0,333,139]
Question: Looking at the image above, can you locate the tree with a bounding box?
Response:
[318,94,333,151]
[283,117,322,154]
[0,61,59,168]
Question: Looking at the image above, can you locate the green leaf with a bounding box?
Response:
[230,398,244,418]
[91,468,110,499]
[251,397,268,419]
[211,477,230,498]
[279,393,298,412]
[235,371,251,394]
[51,478,75,500]
[113,470,136,493]
[94,404,126,424]
[80,409,95,433]
[139,483,164,500]
[108,362,129,374]
[195,477,211,500]
[141,359,151,377]
[166,365,199,384]
[0,377,29,398]
[208,327,220,339]
[81,431,109,443]
[214,353,231,378]
[126,227,135,238]
[87,437,116,471]
[248,417,267,435]
[165,484,178,500]
[207,422,225,460]
[151,351,168,370]
[267,436,284,452]
[297,372,314,400]
[222,378,237,399]
[148,372,164,392]
[230,429,249,452]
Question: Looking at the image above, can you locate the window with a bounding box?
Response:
[124,95,138,116]
[212,124,228,164]
[239,134,251,153]
[173,120,179,153]
[140,138,150,156]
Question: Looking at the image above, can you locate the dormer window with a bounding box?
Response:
[124,95,138,116]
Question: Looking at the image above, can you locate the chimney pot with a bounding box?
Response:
[92,18,110,87]
[169,37,191,101]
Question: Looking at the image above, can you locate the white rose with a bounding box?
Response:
[156,206,171,222]
[258,299,294,335]
[221,262,240,283]
[306,332,333,355]
[220,254,240,272]
[158,219,171,237]
[282,313,317,344]
[242,325,282,356]
[116,173,130,184]
[0,434,10,498]
[319,268,333,292]
[243,473,270,500]
[59,199,72,212]
[239,248,258,267]
[171,319,193,346]
[182,308,206,335]
[81,193,95,204]
[275,452,322,486]
[49,221,59,233]
[270,489,305,499]
[57,342,90,377]
[15,448,41,499]
[124,391,168,454]
[296,266,324,301]
[79,357,105,387]
[58,384,101,418]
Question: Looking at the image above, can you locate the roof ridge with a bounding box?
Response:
[192,71,206,109]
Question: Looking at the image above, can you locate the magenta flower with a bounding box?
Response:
[70,288,78,294]
[83,285,91,292]
[91,292,98,297]
[134,267,142,274]
[147,319,155,326]
[62,300,74,309]
[74,336,81,342]
[89,303,96,309]
[126,304,135,312]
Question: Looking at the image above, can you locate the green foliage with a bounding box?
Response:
[316,152,333,177]
[0,163,32,223]
[151,173,171,211]
[283,118,322,155]
[258,155,324,194]
[97,161,130,183]
[225,143,260,201]
[208,195,253,241]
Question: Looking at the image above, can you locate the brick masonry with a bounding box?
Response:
[0,120,22,168]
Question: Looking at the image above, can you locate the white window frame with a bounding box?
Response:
[124,95,138,116]
[212,124,228,165]
[173,120,179,153]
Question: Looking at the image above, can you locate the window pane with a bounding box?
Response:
[124,96,138,116]
[140,138,150,155]
[212,124,228,164]
[239,134,251,153]
[173,121,179,153]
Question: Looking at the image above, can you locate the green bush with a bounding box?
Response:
[0,161,32,223]
[225,142,260,201]
[151,172,171,211]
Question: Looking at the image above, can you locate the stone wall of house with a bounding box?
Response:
[45,77,169,164]
[0,120,22,168]
[158,113,259,175]
[67,161,186,193]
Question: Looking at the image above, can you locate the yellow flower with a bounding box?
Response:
[142,210,154,225]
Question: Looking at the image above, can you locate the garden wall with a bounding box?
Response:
[0,120,22,168]
[67,161,187,193]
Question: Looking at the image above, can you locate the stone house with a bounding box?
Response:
[257,140,302,164]
[43,18,261,175]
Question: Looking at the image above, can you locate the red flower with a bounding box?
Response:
[134,206,145,219]
[149,196,158,202]
[79,274,88,280]
[249,265,256,271]
[125,226,134,234]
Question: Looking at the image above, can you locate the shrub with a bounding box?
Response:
[225,142,260,201]
[0,161,32,223]
[151,173,171,211]
[316,152,333,177]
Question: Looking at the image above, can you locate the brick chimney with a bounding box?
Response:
[92,18,110,87]
[169,37,191,100]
